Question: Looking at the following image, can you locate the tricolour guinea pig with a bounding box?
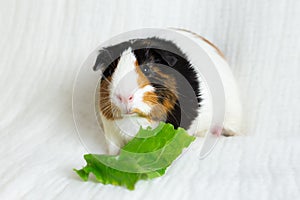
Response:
[93,29,242,155]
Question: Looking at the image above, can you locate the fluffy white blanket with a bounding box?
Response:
[0,0,299,199]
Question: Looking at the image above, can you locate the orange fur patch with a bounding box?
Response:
[152,67,178,96]
[135,60,150,88]
[99,76,121,120]
[143,91,158,105]
[131,108,148,118]
[135,63,178,121]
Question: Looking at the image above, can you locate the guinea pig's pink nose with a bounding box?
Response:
[116,94,134,104]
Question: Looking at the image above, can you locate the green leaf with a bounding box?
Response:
[74,122,195,190]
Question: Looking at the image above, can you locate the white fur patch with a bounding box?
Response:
[109,48,154,115]
[110,48,139,96]
[132,85,154,114]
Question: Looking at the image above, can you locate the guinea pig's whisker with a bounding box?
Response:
[99,101,110,105]
[164,110,180,125]
[145,94,192,118]
[99,102,112,108]
[172,102,191,117]
[111,107,119,118]
[101,105,116,113]
[99,98,111,102]
[153,86,191,99]
[100,108,112,115]
[99,88,112,93]
[100,104,112,109]
[100,76,113,85]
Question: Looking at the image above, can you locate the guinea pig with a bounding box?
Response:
[93,29,242,155]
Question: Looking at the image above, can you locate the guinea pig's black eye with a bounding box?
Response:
[140,65,151,76]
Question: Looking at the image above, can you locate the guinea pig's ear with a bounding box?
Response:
[93,49,113,71]
[93,41,132,71]
[154,49,178,67]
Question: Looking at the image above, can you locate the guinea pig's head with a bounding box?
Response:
[94,38,201,128]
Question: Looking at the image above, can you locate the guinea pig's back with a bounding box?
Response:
[172,28,243,136]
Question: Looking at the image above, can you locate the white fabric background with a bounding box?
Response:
[0,0,299,199]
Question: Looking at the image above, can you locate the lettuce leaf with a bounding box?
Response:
[74,122,195,190]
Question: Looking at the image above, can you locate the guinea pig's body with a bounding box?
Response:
[94,29,242,154]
